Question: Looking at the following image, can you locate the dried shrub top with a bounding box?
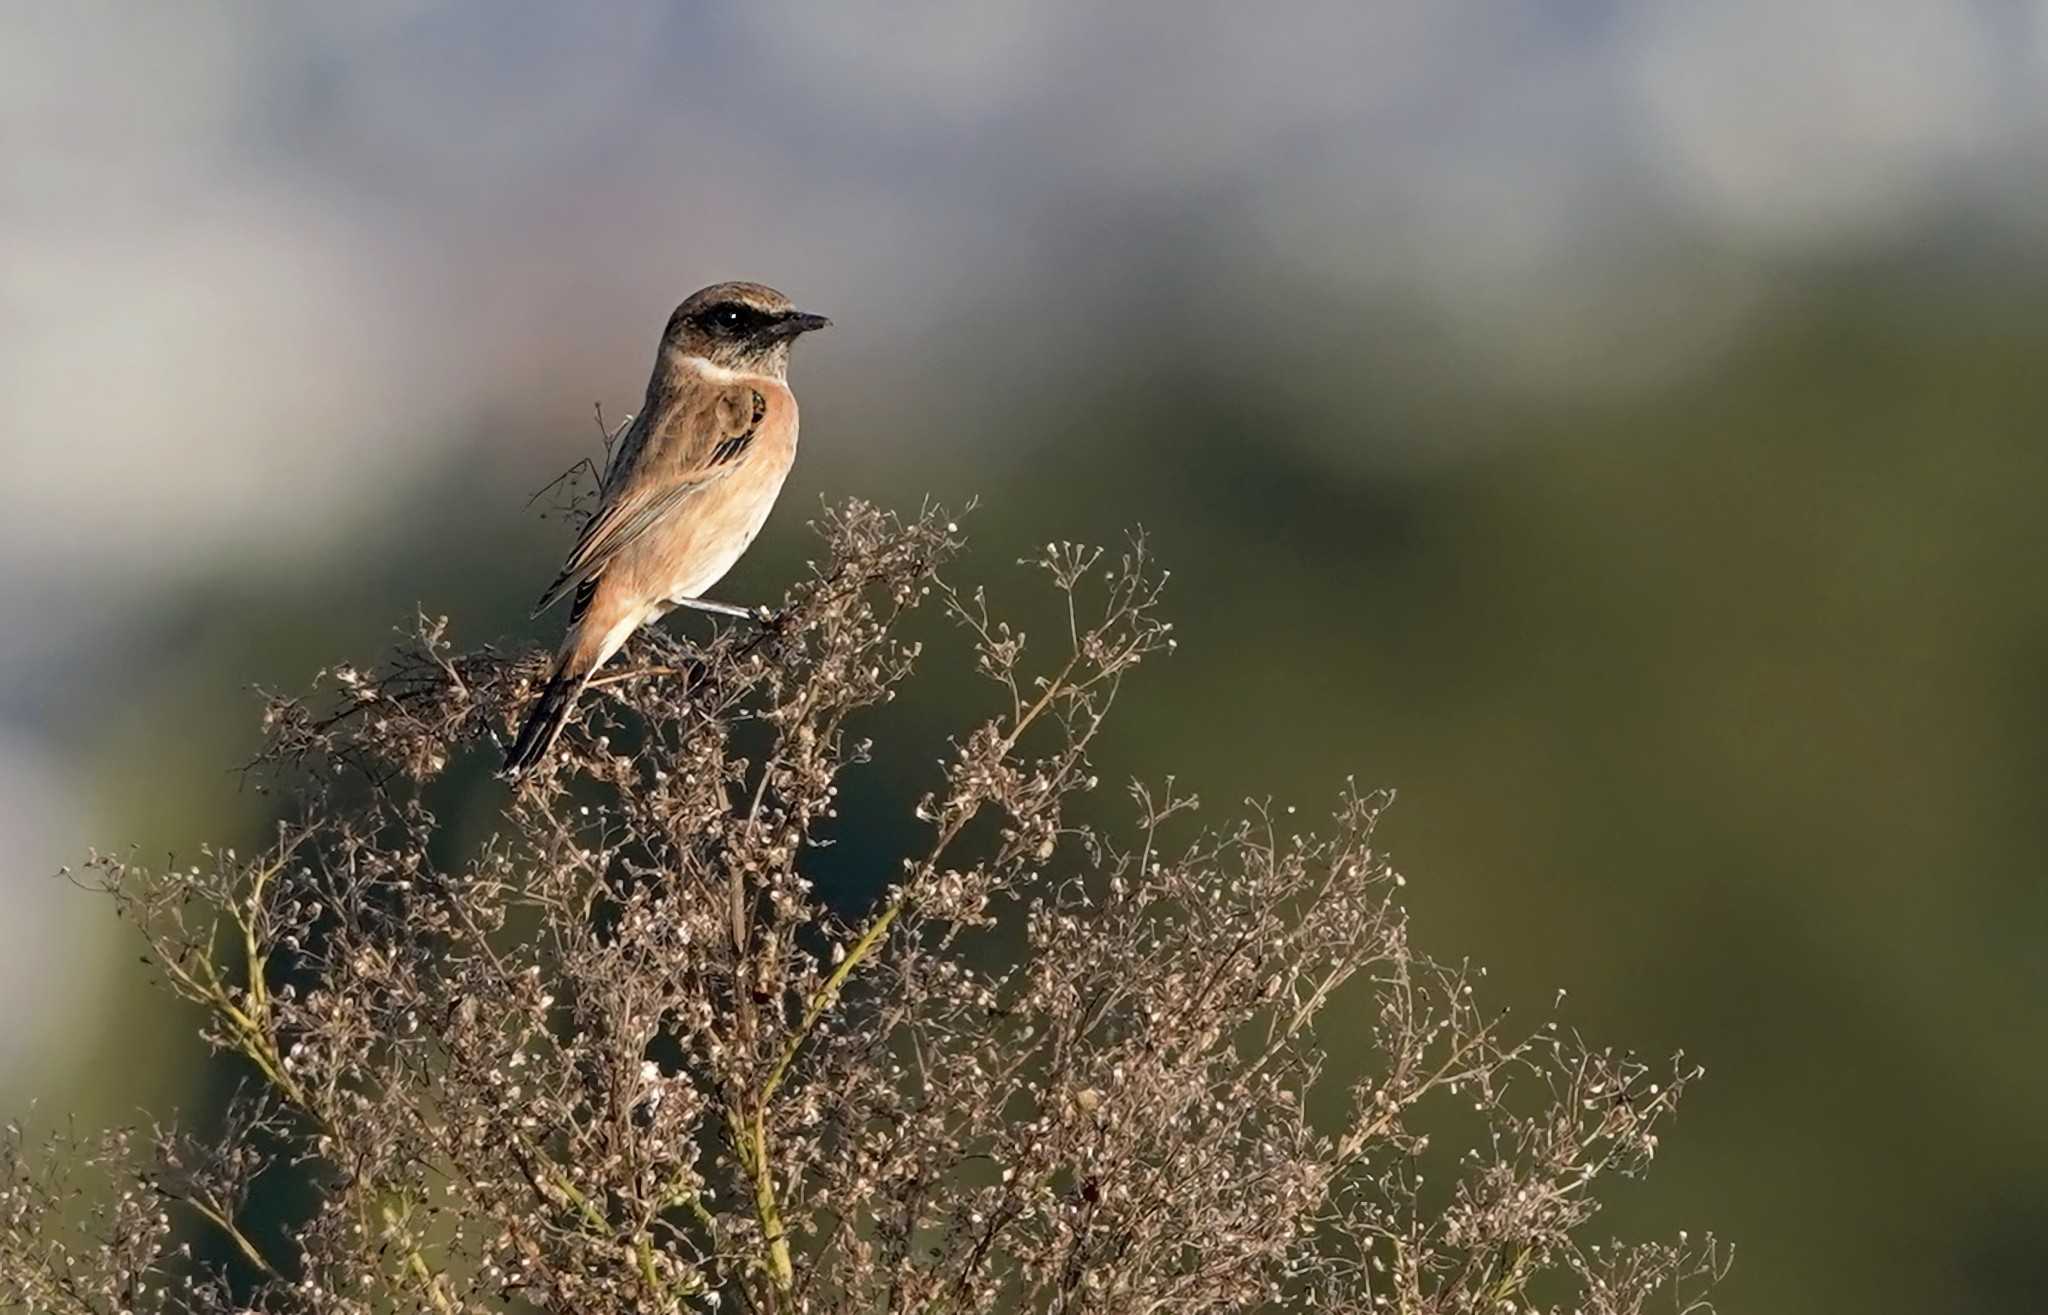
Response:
[4,500,1721,1315]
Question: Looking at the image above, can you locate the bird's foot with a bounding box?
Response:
[672,596,758,622]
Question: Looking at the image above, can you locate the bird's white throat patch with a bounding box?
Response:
[673,353,746,384]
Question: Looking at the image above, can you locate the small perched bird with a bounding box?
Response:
[503,281,830,775]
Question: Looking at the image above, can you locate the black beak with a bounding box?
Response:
[766,311,832,340]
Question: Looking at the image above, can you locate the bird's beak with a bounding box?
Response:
[766,311,832,340]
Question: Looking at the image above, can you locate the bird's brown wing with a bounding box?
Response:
[532,381,767,616]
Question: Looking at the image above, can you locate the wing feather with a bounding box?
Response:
[530,380,766,616]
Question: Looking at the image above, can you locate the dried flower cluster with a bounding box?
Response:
[3,500,1721,1314]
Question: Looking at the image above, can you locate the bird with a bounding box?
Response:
[502,281,831,775]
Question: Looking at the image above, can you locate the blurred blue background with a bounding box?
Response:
[5,5,2046,1310]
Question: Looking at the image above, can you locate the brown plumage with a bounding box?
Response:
[504,282,830,775]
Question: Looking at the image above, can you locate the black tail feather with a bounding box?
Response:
[503,660,590,776]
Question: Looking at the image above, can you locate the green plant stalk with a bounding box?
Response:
[178,1191,287,1281]
[382,1197,457,1314]
[161,861,458,1314]
[731,619,1093,1309]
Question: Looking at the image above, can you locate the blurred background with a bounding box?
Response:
[5,3,2046,1310]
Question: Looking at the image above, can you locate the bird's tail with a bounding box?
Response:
[503,652,593,776]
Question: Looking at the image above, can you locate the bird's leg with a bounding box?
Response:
[669,596,754,620]
[671,596,779,625]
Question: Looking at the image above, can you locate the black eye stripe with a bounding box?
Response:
[699,302,773,333]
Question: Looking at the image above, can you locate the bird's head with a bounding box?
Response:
[663,281,831,378]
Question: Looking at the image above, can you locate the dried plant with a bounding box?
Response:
[3,500,1722,1314]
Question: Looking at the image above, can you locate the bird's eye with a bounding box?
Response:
[716,306,745,328]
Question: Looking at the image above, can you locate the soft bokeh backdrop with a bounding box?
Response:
[7,4,2046,1311]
